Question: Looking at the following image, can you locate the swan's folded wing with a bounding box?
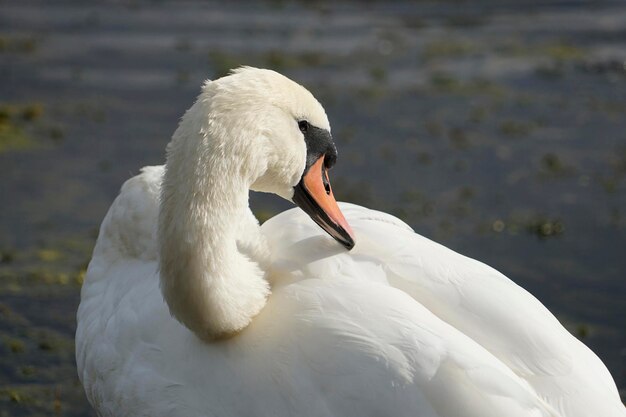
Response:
[76,166,166,411]
[263,203,625,417]
[94,165,164,261]
[266,278,560,417]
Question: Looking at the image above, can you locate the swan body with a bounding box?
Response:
[76,68,625,417]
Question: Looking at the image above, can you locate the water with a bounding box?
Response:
[0,1,624,415]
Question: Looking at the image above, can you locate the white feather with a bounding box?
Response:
[76,68,625,417]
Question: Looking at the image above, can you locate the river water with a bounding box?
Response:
[0,1,624,415]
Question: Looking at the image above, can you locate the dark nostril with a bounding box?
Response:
[322,168,331,195]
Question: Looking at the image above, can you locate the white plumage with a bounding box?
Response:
[76,68,625,417]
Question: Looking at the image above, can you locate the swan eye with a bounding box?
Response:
[298,120,309,133]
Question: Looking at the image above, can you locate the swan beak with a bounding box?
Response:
[293,156,355,250]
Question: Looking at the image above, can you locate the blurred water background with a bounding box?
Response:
[0,0,625,415]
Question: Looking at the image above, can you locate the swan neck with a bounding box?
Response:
[158,100,270,340]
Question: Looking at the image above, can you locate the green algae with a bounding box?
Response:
[429,73,507,97]
[36,250,64,263]
[481,215,566,239]
[368,66,387,83]
[539,153,576,178]
[495,40,586,61]
[0,124,35,153]
[498,120,535,138]
[422,39,477,61]
[5,338,25,354]
[0,260,91,416]
[0,250,16,264]
[0,236,94,295]
[544,43,585,61]
[0,103,50,153]
[0,35,38,54]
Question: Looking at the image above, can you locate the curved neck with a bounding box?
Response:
[158,101,270,340]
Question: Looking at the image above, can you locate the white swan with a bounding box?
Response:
[76,67,625,417]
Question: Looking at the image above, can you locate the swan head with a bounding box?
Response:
[192,67,355,249]
[160,68,355,339]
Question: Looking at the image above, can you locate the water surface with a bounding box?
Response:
[0,1,624,415]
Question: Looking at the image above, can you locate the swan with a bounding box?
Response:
[76,67,625,417]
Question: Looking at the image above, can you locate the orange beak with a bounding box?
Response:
[292,156,355,250]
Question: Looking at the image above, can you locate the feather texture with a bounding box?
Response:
[76,166,625,417]
[76,68,624,417]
